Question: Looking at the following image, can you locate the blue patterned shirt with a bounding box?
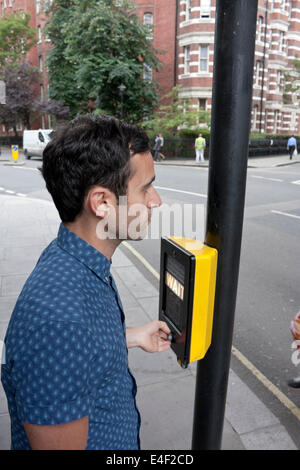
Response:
[1,223,140,450]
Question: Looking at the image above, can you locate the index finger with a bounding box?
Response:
[158,321,171,334]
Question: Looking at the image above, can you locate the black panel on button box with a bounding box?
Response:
[159,237,196,368]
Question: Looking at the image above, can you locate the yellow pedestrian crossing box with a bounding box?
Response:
[159,236,218,368]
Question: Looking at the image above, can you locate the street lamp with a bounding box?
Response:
[118,83,126,119]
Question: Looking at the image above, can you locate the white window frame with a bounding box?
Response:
[276,70,282,91]
[278,31,284,52]
[257,16,264,42]
[143,64,153,81]
[186,0,192,21]
[199,45,209,73]
[38,25,42,44]
[200,0,211,18]
[185,46,191,74]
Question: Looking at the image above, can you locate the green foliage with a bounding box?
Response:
[0,12,36,66]
[142,86,211,137]
[282,57,300,104]
[45,0,161,122]
[178,128,210,139]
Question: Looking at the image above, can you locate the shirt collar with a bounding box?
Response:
[57,223,111,281]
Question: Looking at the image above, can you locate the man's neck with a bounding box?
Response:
[64,217,121,261]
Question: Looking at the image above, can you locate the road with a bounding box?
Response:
[0,157,299,445]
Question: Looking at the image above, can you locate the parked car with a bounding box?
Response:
[23,129,53,159]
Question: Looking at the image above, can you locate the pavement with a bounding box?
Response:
[0,150,299,450]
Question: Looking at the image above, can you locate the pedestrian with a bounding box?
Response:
[287,311,300,389]
[287,135,297,160]
[153,134,162,161]
[158,133,165,160]
[0,114,171,450]
[195,133,206,163]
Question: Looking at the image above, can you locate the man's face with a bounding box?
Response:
[94,151,162,242]
[120,151,162,240]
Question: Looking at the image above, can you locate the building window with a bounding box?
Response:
[143,64,152,81]
[273,110,279,133]
[276,70,282,90]
[200,0,211,18]
[36,0,40,14]
[199,45,209,72]
[143,12,153,38]
[257,16,264,42]
[280,0,286,10]
[252,105,259,131]
[186,0,192,21]
[255,60,261,85]
[38,25,42,43]
[40,85,44,101]
[143,12,153,25]
[8,0,12,6]
[185,46,191,74]
[199,98,207,110]
[278,31,284,52]
[39,56,43,72]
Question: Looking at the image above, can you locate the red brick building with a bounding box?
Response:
[0,0,52,134]
[133,0,300,135]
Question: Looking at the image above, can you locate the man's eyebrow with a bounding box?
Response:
[143,175,156,189]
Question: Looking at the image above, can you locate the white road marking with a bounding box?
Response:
[291,180,300,185]
[0,188,27,197]
[155,185,207,198]
[271,210,300,220]
[122,243,300,423]
[251,175,283,182]
[122,241,160,280]
[10,166,39,171]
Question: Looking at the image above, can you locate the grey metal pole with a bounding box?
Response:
[191,0,258,450]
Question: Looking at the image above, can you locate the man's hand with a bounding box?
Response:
[126,321,171,353]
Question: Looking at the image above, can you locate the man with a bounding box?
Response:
[1,114,171,450]
[287,135,297,160]
[153,134,162,162]
[195,133,206,163]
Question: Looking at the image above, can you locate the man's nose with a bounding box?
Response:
[151,186,162,208]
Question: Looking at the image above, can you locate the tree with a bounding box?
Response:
[0,62,69,135]
[45,0,161,122]
[0,12,36,66]
[283,58,300,105]
[141,86,211,137]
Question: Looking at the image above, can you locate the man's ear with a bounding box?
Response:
[86,187,109,219]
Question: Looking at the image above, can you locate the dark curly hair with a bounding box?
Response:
[41,114,150,223]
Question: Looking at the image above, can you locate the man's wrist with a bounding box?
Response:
[125,327,140,349]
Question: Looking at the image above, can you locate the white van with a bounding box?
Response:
[23,129,53,159]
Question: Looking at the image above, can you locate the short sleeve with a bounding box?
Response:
[12,321,95,425]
